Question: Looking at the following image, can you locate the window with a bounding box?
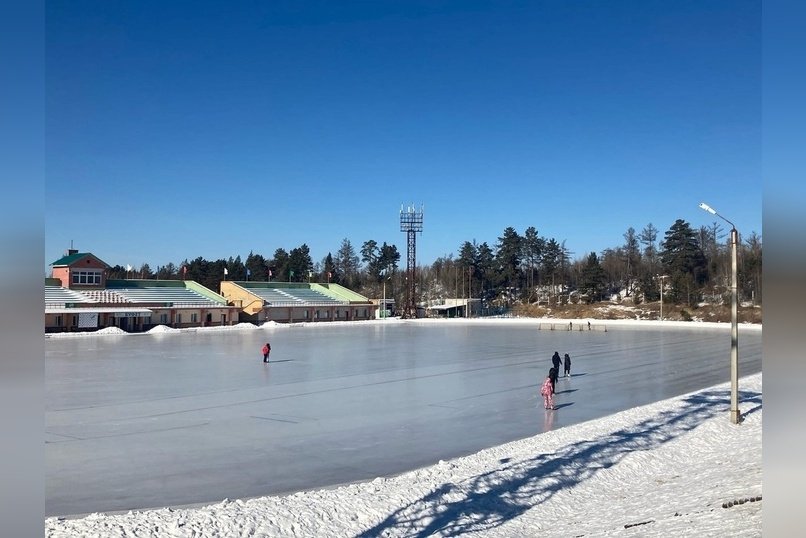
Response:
[176,313,182,325]
[71,270,102,286]
[191,313,198,323]
[160,314,168,324]
[56,315,62,327]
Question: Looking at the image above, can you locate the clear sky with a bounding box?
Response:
[45,0,761,273]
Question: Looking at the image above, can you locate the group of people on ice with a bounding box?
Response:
[541,351,571,410]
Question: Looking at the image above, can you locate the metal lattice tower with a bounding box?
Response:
[400,204,423,319]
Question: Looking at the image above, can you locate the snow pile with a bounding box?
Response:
[46,326,130,337]
[94,327,128,335]
[146,325,179,334]
[45,374,762,537]
[183,322,259,332]
[46,315,762,340]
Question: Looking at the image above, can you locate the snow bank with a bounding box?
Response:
[146,325,179,334]
[46,316,762,339]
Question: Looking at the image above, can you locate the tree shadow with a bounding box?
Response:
[355,388,762,538]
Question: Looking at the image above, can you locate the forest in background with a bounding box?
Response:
[103,218,762,315]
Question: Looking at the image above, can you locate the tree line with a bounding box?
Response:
[106,218,762,309]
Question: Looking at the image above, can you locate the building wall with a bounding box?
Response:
[220,281,264,315]
[52,256,109,290]
[259,305,374,324]
[142,307,238,329]
[46,307,240,333]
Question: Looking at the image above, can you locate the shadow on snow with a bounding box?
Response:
[355,388,762,538]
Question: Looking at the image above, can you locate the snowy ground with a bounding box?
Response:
[45,316,762,537]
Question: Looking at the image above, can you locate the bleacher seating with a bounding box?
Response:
[45,286,94,306]
[78,289,130,303]
[110,287,221,306]
[248,288,303,305]
[246,286,346,306]
[280,288,344,305]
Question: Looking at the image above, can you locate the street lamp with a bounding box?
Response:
[380,267,391,319]
[699,202,740,424]
[658,274,668,321]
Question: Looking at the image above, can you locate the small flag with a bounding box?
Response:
[182,265,187,275]
[126,264,132,272]
[327,271,331,279]
[247,268,251,277]
[268,269,273,277]
[224,267,228,275]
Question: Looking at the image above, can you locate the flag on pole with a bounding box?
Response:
[126,264,132,272]
[268,269,272,277]
[224,267,228,275]
[246,268,251,278]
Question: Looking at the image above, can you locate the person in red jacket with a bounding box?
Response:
[262,342,271,363]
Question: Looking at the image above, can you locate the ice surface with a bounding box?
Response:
[45,319,762,517]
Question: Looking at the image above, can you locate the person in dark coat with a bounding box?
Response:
[551,351,562,372]
[564,353,571,377]
[548,367,558,393]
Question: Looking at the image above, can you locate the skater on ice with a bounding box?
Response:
[540,373,555,410]
[262,342,271,363]
[551,351,562,372]
[548,366,558,394]
[564,353,571,377]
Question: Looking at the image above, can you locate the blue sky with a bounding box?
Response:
[45,1,760,273]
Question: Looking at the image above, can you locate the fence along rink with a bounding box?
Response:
[537,322,607,332]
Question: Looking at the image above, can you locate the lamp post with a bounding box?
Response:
[380,267,390,319]
[699,202,740,424]
[658,274,668,321]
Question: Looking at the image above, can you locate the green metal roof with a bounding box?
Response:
[50,252,110,267]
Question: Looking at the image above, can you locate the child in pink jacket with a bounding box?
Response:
[540,375,555,409]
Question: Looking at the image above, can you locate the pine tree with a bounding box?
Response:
[289,244,313,282]
[322,253,337,283]
[660,219,708,305]
[495,227,522,293]
[271,248,290,282]
[580,252,607,303]
[335,238,359,289]
[522,227,543,298]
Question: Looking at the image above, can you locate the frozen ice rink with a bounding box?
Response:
[45,320,762,517]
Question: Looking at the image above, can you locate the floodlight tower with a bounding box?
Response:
[400,204,424,319]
